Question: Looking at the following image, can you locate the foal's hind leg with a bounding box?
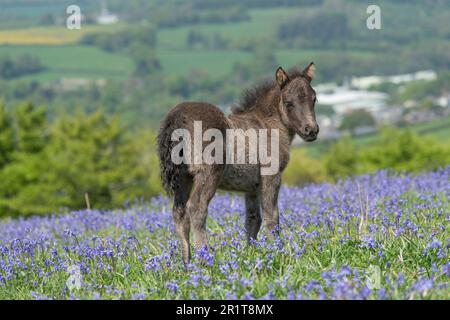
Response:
[173,175,193,266]
[187,167,222,251]
[245,192,262,243]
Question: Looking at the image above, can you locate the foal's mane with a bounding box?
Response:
[232,68,304,114]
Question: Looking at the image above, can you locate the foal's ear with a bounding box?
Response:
[303,62,315,82]
[275,67,290,89]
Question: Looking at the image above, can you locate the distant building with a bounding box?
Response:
[435,94,450,108]
[317,86,388,115]
[54,78,106,92]
[350,70,437,89]
[374,106,403,124]
[96,0,119,25]
[352,126,377,136]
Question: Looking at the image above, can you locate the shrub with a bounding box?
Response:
[283,148,328,186]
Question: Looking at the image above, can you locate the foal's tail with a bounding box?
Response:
[157,111,187,196]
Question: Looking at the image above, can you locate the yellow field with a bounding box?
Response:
[0,24,124,45]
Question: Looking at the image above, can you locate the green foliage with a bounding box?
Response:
[283,148,328,186]
[358,129,450,173]
[14,102,48,153]
[0,54,45,79]
[81,25,161,77]
[81,25,157,53]
[0,104,163,217]
[393,72,450,104]
[324,136,360,180]
[287,127,450,184]
[278,12,351,45]
[339,109,376,131]
[0,101,13,167]
[129,44,162,76]
[323,128,450,180]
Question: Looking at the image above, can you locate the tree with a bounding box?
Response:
[359,129,450,173]
[129,44,161,76]
[339,109,376,132]
[324,136,359,180]
[0,101,14,168]
[0,54,45,79]
[14,102,48,153]
[0,107,163,217]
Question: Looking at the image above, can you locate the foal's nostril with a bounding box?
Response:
[304,125,311,135]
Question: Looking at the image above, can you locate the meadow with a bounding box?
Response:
[0,25,125,45]
[0,168,448,299]
[157,8,302,50]
[0,44,133,81]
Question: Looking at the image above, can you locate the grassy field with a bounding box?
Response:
[0,44,133,81]
[157,49,251,78]
[0,169,448,299]
[157,8,300,50]
[0,25,125,45]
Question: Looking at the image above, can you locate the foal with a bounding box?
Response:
[158,63,319,265]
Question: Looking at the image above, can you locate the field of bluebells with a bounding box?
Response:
[0,168,449,300]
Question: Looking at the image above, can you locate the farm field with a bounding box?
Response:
[157,48,377,79]
[0,25,125,45]
[157,8,301,51]
[0,168,448,299]
[0,44,134,81]
[157,49,251,78]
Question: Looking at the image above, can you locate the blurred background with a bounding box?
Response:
[0,0,449,217]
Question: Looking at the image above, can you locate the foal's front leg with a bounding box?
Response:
[260,174,281,236]
[245,192,262,243]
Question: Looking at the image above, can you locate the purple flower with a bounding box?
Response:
[166,282,179,294]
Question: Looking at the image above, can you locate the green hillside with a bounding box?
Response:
[0,44,133,81]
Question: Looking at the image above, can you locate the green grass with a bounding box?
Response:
[157,8,301,51]
[0,44,133,82]
[408,116,450,139]
[158,49,251,78]
[155,7,332,77]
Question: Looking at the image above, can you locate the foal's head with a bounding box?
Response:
[276,63,319,142]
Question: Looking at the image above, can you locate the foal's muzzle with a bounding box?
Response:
[301,124,319,141]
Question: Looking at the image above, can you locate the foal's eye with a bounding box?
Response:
[285,102,294,109]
